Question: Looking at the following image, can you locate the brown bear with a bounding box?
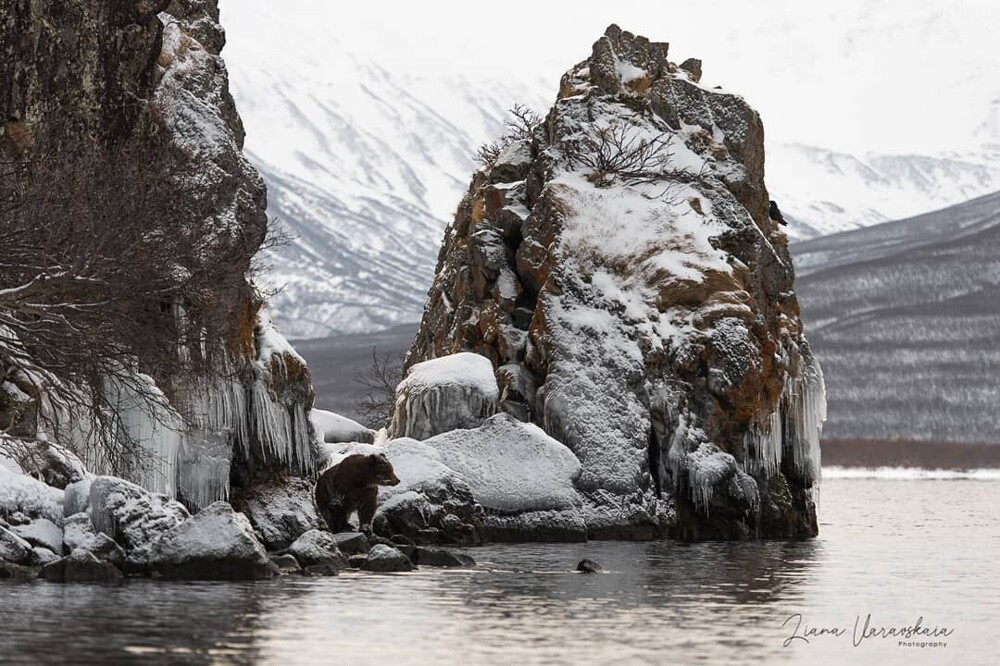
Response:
[314,452,400,533]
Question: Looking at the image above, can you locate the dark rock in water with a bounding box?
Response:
[288,530,349,568]
[0,561,37,581]
[577,559,602,574]
[270,553,301,573]
[347,554,367,569]
[303,563,339,577]
[362,545,414,572]
[39,551,123,583]
[147,502,274,581]
[332,531,371,555]
[412,547,475,568]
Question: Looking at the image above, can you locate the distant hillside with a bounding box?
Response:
[794,191,1000,445]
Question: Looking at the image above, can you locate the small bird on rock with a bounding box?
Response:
[768,200,787,226]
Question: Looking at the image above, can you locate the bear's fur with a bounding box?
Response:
[314,453,400,533]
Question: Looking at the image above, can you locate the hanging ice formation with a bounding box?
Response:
[741,352,826,488]
[61,311,314,511]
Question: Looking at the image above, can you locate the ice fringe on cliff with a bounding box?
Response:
[59,310,312,510]
[741,352,826,486]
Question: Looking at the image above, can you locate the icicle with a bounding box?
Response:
[176,431,231,511]
[742,406,783,478]
[783,353,826,486]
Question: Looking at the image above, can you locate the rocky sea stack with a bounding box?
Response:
[407,25,826,540]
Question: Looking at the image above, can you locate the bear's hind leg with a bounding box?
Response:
[320,500,350,533]
[357,487,378,534]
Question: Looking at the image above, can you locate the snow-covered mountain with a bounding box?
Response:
[221,0,1000,338]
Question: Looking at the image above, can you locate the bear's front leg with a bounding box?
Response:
[357,486,379,534]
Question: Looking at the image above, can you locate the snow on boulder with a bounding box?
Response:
[72,532,126,569]
[12,517,63,553]
[62,513,96,552]
[0,467,64,525]
[235,477,321,551]
[148,502,273,580]
[0,525,33,565]
[424,414,582,513]
[89,476,189,569]
[389,352,499,440]
[311,409,374,444]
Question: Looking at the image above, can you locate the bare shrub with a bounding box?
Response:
[0,147,279,476]
[477,103,543,169]
[354,347,402,430]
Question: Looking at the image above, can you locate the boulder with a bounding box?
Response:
[89,476,189,570]
[148,502,273,581]
[302,564,339,577]
[412,547,475,568]
[234,477,321,551]
[0,467,65,525]
[0,526,33,565]
[38,551,123,583]
[269,553,301,574]
[12,518,63,553]
[288,529,349,568]
[577,559,602,573]
[73,532,126,569]
[331,531,370,555]
[389,353,498,440]
[311,409,375,444]
[347,554,367,569]
[362,544,414,572]
[30,546,60,566]
[62,513,96,553]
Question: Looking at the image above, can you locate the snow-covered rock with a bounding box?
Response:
[405,25,824,540]
[424,414,582,513]
[12,518,63,553]
[0,467,64,525]
[0,525,33,565]
[287,529,348,569]
[31,546,60,566]
[73,532,126,569]
[311,409,374,444]
[362,544,414,572]
[148,502,274,580]
[62,513,96,553]
[235,477,320,551]
[89,476,189,569]
[389,353,499,440]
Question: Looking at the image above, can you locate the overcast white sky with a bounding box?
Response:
[223,0,1000,156]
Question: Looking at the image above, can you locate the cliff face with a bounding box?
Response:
[0,0,314,505]
[407,25,825,539]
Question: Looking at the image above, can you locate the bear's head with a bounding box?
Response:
[368,452,400,487]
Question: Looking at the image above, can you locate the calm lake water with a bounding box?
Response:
[2,477,998,665]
